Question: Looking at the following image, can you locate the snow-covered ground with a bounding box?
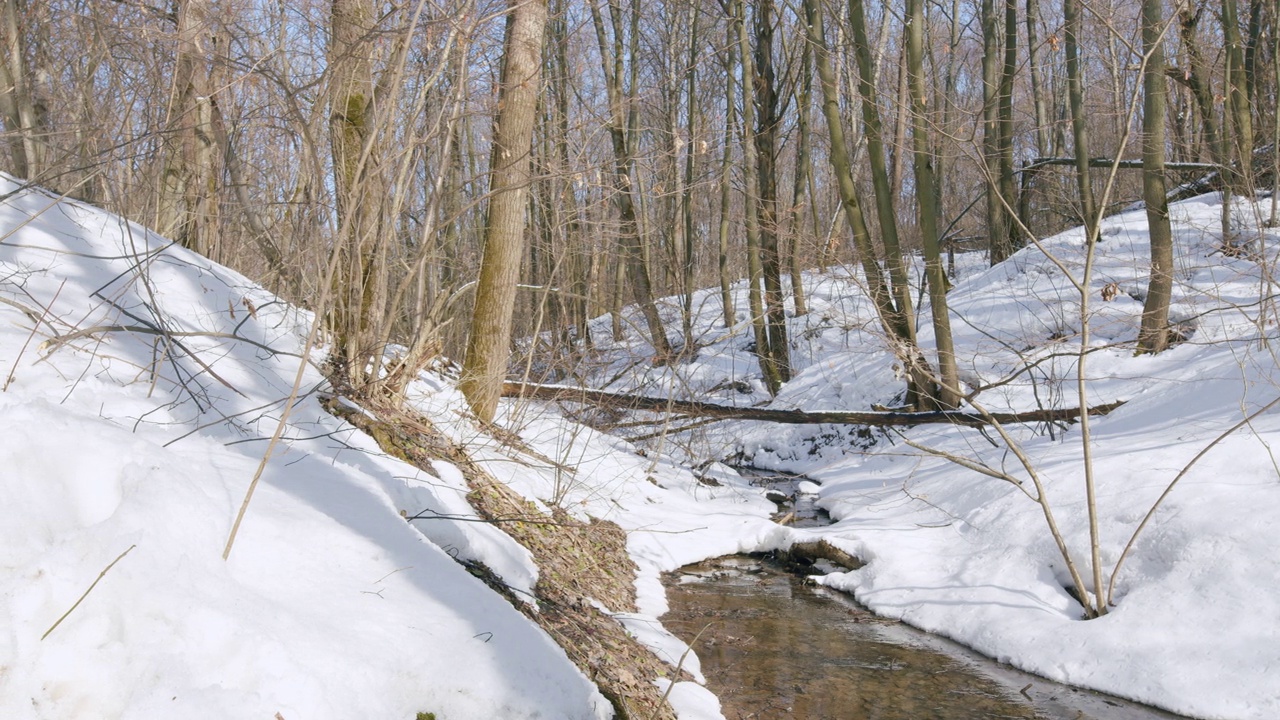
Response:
[0,176,710,719]
[578,193,1280,719]
[3,169,1278,720]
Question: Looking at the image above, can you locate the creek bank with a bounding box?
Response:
[663,555,1189,720]
[664,469,1191,719]
[324,391,679,720]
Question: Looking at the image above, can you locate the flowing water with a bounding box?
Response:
[660,472,1188,720]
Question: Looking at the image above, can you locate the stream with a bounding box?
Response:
[660,472,1189,720]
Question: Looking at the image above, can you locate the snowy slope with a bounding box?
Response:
[0,177,617,719]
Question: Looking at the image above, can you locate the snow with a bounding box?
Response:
[576,191,1280,719]
[0,177,612,719]
[4,167,1279,720]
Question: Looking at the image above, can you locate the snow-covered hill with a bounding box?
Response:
[0,176,624,719]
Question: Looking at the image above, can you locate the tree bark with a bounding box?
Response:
[1137,0,1174,354]
[732,0,779,394]
[981,0,1007,264]
[329,0,387,383]
[1025,0,1051,156]
[156,0,220,256]
[749,0,791,391]
[0,0,46,181]
[1223,0,1253,194]
[847,0,913,342]
[589,0,672,357]
[460,0,549,422]
[1064,0,1097,239]
[717,22,737,330]
[804,0,936,406]
[907,0,961,407]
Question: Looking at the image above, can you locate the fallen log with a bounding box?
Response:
[501,382,1125,428]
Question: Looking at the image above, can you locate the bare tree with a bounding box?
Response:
[0,0,47,181]
[461,0,549,422]
[1137,0,1174,354]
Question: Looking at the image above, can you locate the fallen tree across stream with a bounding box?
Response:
[501,382,1125,428]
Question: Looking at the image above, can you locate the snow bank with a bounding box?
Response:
[0,177,612,719]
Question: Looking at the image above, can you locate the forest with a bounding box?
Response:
[3,0,1280,718]
[3,0,1274,411]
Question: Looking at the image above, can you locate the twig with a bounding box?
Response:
[42,544,136,641]
[650,622,713,720]
[1106,395,1280,605]
[5,280,64,391]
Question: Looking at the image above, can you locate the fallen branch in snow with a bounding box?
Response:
[502,382,1126,427]
[42,544,136,641]
[39,323,298,360]
[782,540,863,571]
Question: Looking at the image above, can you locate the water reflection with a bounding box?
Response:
[663,556,1186,720]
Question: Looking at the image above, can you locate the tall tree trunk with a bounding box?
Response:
[749,0,790,392]
[329,0,385,383]
[1223,0,1254,202]
[906,0,961,407]
[550,0,589,347]
[847,0,914,345]
[981,0,1006,264]
[1064,0,1097,239]
[460,0,549,422]
[1137,0,1174,354]
[0,0,46,181]
[1025,0,1051,156]
[718,23,737,330]
[803,0,931,405]
[788,36,812,318]
[733,0,781,395]
[680,7,700,346]
[157,0,220,256]
[1176,5,1229,241]
[590,0,672,357]
[991,0,1020,263]
[848,0,929,406]
[1271,0,1280,226]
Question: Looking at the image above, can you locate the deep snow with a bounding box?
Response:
[3,171,1278,720]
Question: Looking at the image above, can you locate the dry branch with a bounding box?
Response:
[503,382,1125,428]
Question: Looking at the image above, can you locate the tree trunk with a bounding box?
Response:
[680,7,700,346]
[993,0,1020,263]
[1064,0,1097,239]
[717,22,737,330]
[1137,0,1174,354]
[732,0,780,395]
[787,37,812,318]
[847,0,915,346]
[0,0,46,181]
[460,0,549,422]
[589,0,672,357]
[1223,0,1254,200]
[1025,0,1051,156]
[749,0,790,392]
[328,0,385,383]
[981,0,1007,264]
[157,0,220,256]
[803,0,929,405]
[906,0,961,407]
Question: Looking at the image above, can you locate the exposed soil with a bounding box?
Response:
[324,390,678,720]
